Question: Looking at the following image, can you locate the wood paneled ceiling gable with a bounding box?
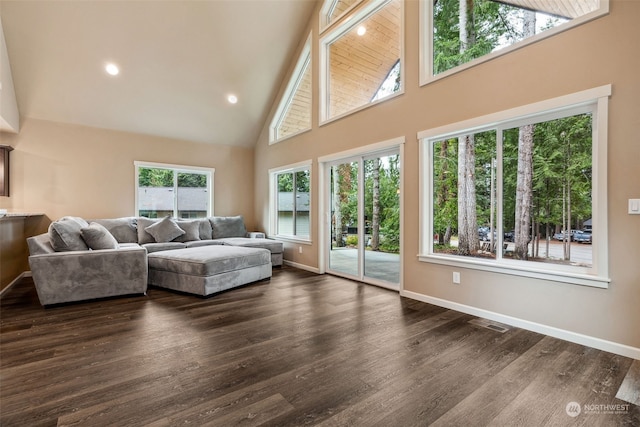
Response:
[278,58,312,138]
[495,0,600,19]
[326,0,402,119]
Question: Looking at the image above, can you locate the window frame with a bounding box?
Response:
[319,0,364,34]
[270,33,313,144]
[269,160,313,243]
[418,85,611,288]
[134,161,214,218]
[319,0,404,125]
[419,0,610,86]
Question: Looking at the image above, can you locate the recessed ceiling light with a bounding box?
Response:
[227,94,238,104]
[105,63,120,76]
[357,25,366,36]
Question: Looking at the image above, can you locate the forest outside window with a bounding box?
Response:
[421,0,608,83]
[135,161,213,218]
[270,163,311,241]
[270,34,312,144]
[320,0,403,123]
[419,86,611,287]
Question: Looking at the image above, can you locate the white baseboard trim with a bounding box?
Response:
[400,289,640,360]
[0,271,31,298]
[283,260,321,274]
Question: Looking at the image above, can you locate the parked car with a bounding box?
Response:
[478,227,521,243]
[553,230,574,241]
[573,230,592,244]
[478,227,490,241]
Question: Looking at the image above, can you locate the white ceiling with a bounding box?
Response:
[0,0,318,147]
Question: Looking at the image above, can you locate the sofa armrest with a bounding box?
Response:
[28,246,148,306]
[247,232,266,239]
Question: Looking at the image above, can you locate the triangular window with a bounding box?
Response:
[270,34,312,143]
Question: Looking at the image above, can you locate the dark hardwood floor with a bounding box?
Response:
[1,267,638,426]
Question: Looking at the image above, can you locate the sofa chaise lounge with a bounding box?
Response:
[27,215,283,305]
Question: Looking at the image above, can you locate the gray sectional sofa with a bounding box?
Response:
[27,215,283,306]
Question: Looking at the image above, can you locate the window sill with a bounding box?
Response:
[273,236,312,245]
[417,254,610,289]
[319,90,404,127]
[269,127,312,145]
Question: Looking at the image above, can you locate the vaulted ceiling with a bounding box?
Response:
[0,0,318,147]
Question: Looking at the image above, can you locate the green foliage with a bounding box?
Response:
[433,139,458,239]
[138,167,173,187]
[367,155,401,253]
[433,0,509,74]
[502,113,592,232]
[433,113,593,243]
[139,168,207,188]
[178,172,207,188]
[278,170,310,193]
[345,235,358,247]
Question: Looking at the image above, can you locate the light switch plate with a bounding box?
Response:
[629,199,640,214]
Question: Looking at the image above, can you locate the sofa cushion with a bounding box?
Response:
[143,242,187,253]
[81,222,119,250]
[92,217,138,243]
[48,216,90,252]
[173,220,201,243]
[147,246,270,276]
[137,217,159,244]
[185,240,224,248]
[210,216,246,239]
[145,216,185,243]
[197,218,213,240]
[216,237,283,254]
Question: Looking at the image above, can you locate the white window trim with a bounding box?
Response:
[319,0,404,125]
[269,159,313,243]
[319,0,364,34]
[418,85,611,288]
[317,136,405,288]
[270,33,312,145]
[134,161,214,217]
[419,0,610,86]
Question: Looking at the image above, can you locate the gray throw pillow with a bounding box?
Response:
[197,218,213,240]
[91,217,138,243]
[210,215,247,239]
[137,217,159,244]
[48,216,90,252]
[145,216,185,243]
[173,220,201,243]
[81,222,119,250]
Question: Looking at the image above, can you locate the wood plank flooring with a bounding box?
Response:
[1,267,638,426]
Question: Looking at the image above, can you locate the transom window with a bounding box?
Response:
[269,161,312,241]
[134,161,214,218]
[421,0,609,83]
[320,0,403,123]
[419,86,611,288]
[270,34,312,144]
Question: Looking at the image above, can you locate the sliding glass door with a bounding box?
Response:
[327,149,400,289]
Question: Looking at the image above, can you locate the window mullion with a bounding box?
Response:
[173,170,179,218]
[292,172,297,237]
[496,128,504,261]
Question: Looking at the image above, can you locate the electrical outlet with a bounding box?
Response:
[452,272,461,284]
[298,246,303,254]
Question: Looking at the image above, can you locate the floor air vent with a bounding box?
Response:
[468,318,512,333]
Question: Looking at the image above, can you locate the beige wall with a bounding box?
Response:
[254,0,640,350]
[0,118,255,224]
